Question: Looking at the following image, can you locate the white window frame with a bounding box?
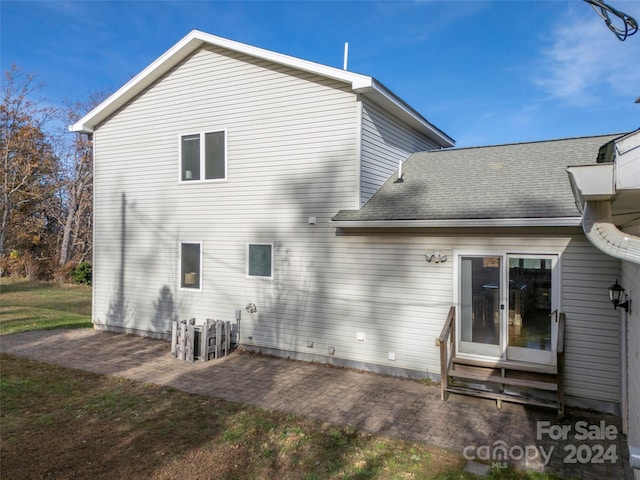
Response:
[247,243,274,279]
[453,249,561,364]
[179,241,203,291]
[179,129,228,183]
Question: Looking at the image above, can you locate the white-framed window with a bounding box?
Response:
[179,242,202,290]
[247,243,273,279]
[180,130,227,182]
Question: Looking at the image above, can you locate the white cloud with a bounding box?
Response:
[533,5,640,106]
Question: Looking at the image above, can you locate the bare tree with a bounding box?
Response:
[56,92,108,267]
[0,65,57,265]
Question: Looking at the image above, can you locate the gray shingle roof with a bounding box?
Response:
[333,134,622,223]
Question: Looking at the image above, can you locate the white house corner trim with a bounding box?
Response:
[355,99,363,209]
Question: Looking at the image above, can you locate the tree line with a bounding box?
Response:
[1,65,106,282]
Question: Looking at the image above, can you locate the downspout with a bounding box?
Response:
[582,201,640,442]
[582,199,638,452]
[582,201,640,265]
[571,131,640,469]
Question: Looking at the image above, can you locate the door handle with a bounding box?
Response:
[549,309,558,322]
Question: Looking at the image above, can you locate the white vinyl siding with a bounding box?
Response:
[558,237,622,403]
[306,233,620,404]
[623,260,640,453]
[91,44,359,336]
[359,100,440,206]
[91,43,621,408]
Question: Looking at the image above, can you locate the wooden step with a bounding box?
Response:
[446,386,560,410]
[450,363,558,388]
[452,356,557,375]
[448,368,558,391]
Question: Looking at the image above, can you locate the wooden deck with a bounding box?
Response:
[439,306,565,417]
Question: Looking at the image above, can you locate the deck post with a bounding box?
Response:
[440,340,448,400]
[439,306,455,401]
[557,313,566,418]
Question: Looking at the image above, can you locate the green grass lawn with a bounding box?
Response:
[0,354,562,480]
[0,280,92,334]
[0,280,563,479]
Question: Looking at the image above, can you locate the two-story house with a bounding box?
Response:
[71,31,639,434]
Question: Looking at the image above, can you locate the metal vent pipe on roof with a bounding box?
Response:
[343,42,349,70]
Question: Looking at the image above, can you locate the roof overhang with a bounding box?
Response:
[567,163,615,208]
[355,79,454,147]
[330,217,583,229]
[567,129,640,223]
[69,30,454,147]
[567,130,640,265]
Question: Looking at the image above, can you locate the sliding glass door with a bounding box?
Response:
[456,252,558,365]
[459,255,503,357]
[506,255,556,364]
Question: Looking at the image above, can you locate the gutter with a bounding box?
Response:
[330,217,583,228]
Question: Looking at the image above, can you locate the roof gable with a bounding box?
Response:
[70,30,453,147]
[333,134,623,226]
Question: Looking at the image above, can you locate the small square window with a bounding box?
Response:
[180,242,202,289]
[248,244,273,278]
[180,130,226,182]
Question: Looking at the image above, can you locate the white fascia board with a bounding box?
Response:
[205,32,373,88]
[70,30,373,133]
[69,30,454,146]
[330,217,583,228]
[614,128,640,156]
[71,32,207,133]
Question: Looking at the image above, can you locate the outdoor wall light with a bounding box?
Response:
[425,252,447,263]
[609,279,631,313]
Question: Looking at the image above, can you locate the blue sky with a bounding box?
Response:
[2,0,639,147]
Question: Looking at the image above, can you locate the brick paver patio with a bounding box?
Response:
[0,329,632,479]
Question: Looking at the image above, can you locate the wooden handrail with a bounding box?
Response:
[439,308,566,416]
[439,306,456,343]
[439,306,456,401]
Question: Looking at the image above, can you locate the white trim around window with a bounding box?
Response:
[179,129,228,183]
[179,241,203,291]
[247,243,273,279]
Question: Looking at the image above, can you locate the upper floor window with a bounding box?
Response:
[180,130,226,182]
